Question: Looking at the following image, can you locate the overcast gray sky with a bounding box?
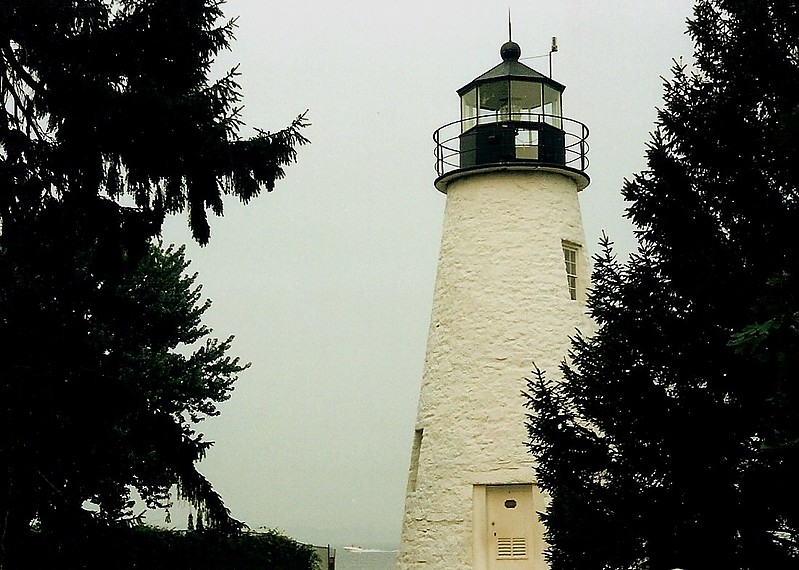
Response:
[159,0,696,549]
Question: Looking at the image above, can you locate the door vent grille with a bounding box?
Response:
[497,537,527,559]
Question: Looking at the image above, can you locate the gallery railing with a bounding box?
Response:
[433,114,589,178]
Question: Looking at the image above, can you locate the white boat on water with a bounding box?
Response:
[343,545,366,553]
[342,545,398,554]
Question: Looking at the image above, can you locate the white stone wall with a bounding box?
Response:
[397,169,590,570]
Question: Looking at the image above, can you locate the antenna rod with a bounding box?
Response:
[549,36,558,77]
[508,8,512,41]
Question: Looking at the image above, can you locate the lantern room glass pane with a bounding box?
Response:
[515,127,539,160]
[510,80,543,122]
[543,85,562,128]
[461,87,477,132]
[478,80,510,124]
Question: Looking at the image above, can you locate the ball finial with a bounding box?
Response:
[500,41,521,62]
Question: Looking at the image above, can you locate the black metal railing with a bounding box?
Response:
[433,114,589,178]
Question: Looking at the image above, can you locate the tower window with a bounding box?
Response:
[562,243,579,300]
[407,429,423,493]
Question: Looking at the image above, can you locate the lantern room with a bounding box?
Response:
[433,40,589,191]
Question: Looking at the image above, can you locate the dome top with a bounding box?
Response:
[456,41,565,96]
[500,41,521,61]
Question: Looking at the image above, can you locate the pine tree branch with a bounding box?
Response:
[0,42,44,98]
[0,42,47,141]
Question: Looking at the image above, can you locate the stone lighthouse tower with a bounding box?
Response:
[397,39,591,570]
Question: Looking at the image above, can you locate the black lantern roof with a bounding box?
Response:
[456,41,565,96]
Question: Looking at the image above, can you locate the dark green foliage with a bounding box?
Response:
[0,0,309,244]
[20,524,318,570]
[526,1,799,568]
[0,0,309,566]
[0,233,248,560]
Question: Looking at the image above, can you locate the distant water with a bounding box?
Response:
[335,548,396,570]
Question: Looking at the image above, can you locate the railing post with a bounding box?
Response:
[582,124,587,171]
[433,129,442,176]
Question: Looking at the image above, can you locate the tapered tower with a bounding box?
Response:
[397,40,591,570]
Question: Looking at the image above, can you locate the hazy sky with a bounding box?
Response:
[158,0,696,548]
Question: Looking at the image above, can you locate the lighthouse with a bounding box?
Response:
[397,39,591,570]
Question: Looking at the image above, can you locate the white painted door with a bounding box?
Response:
[485,485,538,570]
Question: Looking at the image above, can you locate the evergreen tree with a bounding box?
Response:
[0,1,307,566]
[0,237,248,563]
[0,0,308,245]
[526,1,799,568]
